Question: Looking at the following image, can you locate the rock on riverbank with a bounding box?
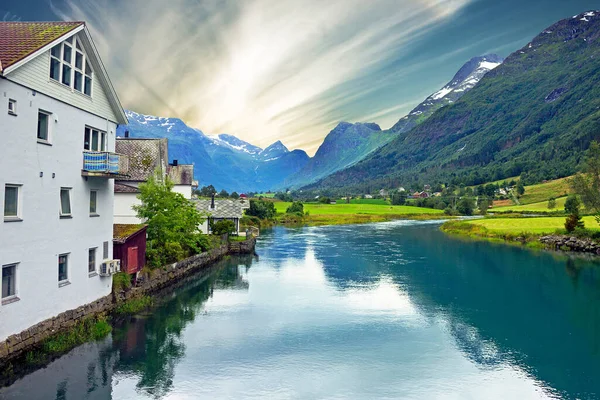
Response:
[540,235,600,255]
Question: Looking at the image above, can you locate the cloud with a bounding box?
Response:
[55,0,471,154]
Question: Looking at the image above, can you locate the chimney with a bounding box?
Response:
[172,159,178,166]
[124,130,129,138]
[211,194,215,209]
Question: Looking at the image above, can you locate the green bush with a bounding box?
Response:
[245,200,276,219]
[115,296,153,315]
[112,272,131,292]
[211,219,236,235]
[286,201,304,214]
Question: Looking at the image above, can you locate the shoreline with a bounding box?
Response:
[440,220,600,258]
[0,237,256,376]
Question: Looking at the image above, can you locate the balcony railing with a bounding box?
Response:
[82,151,129,177]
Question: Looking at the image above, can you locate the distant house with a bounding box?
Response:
[114,138,194,224]
[418,192,430,198]
[364,194,374,199]
[398,187,406,192]
[412,192,421,197]
[379,189,389,197]
[113,224,147,278]
[194,197,246,235]
[423,184,432,191]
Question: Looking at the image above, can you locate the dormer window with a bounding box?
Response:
[49,35,93,97]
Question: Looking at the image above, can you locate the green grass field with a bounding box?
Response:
[275,202,443,216]
[517,177,572,205]
[346,198,390,205]
[255,193,276,198]
[493,196,568,212]
[466,216,600,234]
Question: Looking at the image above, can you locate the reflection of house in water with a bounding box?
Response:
[0,338,117,400]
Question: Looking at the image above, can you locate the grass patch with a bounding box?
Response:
[492,196,569,212]
[24,316,111,364]
[115,295,153,315]
[112,272,132,292]
[467,216,600,234]
[228,236,247,242]
[518,177,572,205]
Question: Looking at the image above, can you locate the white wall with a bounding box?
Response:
[6,32,119,124]
[113,192,142,224]
[173,184,192,199]
[0,79,116,341]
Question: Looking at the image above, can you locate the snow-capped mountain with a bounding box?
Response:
[391,54,503,133]
[117,111,309,192]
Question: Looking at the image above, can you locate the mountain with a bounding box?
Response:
[391,54,504,134]
[306,11,600,192]
[284,122,392,188]
[117,111,309,192]
[283,55,502,189]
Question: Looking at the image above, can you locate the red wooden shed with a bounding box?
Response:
[113,224,147,275]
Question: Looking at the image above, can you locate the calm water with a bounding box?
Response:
[2,221,600,399]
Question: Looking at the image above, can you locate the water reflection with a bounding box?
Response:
[2,222,600,399]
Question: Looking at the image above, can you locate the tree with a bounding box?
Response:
[570,141,600,223]
[230,192,239,199]
[286,201,304,215]
[548,197,557,209]
[210,219,236,236]
[218,189,229,198]
[516,181,525,196]
[457,198,475,216]
[564,195,584,232]
[319,197,331,204]
[198,185,216,197]
[478,198,490,215]
[391,192,407,205]
[135,172,207,268]
[245,200,276,219]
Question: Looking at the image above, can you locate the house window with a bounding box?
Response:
[58,254,69,284]
[2,264,17,300]
[84,127,106,151]
[88,248,97,274]
[49,36,93,96]
[8,99,16,115]
[37,111,51,142]
[60,188,72,217]
[4,184,21,221]
[90,190,98,215]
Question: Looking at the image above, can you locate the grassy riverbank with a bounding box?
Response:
[275,202,445,226]
[441,216,600,248]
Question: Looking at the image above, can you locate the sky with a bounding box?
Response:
[3,0,599,155]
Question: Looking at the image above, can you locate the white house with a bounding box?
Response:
[0,22,128,341]
[195,197,249,235]
[114,137,195,224]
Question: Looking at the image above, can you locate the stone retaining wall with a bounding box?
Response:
[540,235,600,254]
[0,237,256,364]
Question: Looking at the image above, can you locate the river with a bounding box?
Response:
[1,221,600,399]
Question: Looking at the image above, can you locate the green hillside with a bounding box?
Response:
[306,12,600,193]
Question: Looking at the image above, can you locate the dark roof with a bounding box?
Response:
[167,164,194,185]
[0,22,83,73]
[194,199,245,219]
[115,138,168,182]
[114,183,139,193]
[113,224,147,243]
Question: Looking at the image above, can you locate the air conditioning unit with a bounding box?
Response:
[111,259,121,273]
[99,260,121,276]
[99,261,111,277]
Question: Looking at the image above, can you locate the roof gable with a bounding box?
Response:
[0,21,82,72]
[0,21,127,124]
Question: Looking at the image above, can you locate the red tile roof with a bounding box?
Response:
[0,21,83,73]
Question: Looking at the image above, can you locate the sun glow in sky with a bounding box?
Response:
[4,0,600,154]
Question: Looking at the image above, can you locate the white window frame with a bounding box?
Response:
[60,187,72,218]
[84,127,107,151]
[49,35,93,97]
[90,190,99,216]
[2,263,19,304]
[4,184,22,222]
[88,247,97,276]
[8,99,16,116]
[37,109,52,144]
[58,253,70,286]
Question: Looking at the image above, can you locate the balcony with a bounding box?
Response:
[82,151,129,178]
